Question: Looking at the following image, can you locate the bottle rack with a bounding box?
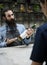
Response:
[12,3,46,28]
[0,0,46,27]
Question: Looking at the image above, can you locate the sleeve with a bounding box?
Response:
[21,25,32,45]
[23,37,31,45]
[30,27,45,63]
[0,29,7,47]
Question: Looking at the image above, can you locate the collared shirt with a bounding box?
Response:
[0,24,31,47]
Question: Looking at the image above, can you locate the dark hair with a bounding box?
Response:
[2,7,12,17]
[40,0,47,4]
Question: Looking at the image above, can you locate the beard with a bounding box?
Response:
[5,19,16,27]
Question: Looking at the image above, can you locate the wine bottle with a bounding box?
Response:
[31,24,36,29]
[17,24,36,41]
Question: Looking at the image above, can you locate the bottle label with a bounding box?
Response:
[20,30,27,39]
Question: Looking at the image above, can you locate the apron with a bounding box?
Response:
[6,24,23,47]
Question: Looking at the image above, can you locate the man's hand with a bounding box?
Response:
[5,38,17,44]
[26,28,34,38]
[31,61,42,65]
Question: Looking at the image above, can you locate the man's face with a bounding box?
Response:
[5,10,15,22]
[40,1,47,17]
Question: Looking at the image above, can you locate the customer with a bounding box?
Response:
[0,8,33,47]
[30,0,47,65]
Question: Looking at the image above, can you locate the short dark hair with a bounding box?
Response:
[40,0,47,4]
[2,7,12,17]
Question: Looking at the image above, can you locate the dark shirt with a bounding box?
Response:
[30,23,47,65]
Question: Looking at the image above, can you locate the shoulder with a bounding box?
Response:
[16,23,25,29]
[37,23,47,33]
[0,25,6,32]
[16,23,25,27]
[16,24,25,34]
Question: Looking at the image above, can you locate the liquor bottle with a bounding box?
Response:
[17,24,36,41]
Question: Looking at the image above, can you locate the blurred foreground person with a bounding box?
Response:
[30,0,47,65]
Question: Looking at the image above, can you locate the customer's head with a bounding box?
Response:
[40,0,47,4]
[40,0,47,17]
[2,8,15,23]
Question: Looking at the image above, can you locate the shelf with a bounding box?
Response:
[15,11,46,21]
[0,1,46,27]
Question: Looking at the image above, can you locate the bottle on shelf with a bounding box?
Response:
[20,4,25,12]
